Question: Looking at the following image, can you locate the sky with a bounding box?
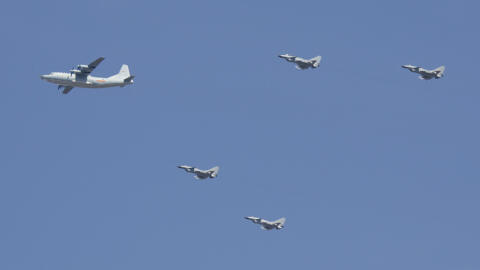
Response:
[0,0,479,269]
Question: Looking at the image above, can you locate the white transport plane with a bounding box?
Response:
[40,57,134,94]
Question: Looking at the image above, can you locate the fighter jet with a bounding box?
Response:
[177,165,220,180]
[40,57,134,94]
[244,216,286,230]
[401,64,445,80]
[278,54,322,70]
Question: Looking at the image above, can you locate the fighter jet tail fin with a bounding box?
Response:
[209,166,220,178]
[310,56,322,68]
[434,66,445,78]
[274,217,286,225]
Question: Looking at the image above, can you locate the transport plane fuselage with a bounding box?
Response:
[40,72,132,88]
[40,57,134,94]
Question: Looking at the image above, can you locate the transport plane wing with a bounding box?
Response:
[62,86,73,94]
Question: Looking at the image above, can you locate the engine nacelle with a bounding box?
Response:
[77,65,92,73]
[69,69,82,74]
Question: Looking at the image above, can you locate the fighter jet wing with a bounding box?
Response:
[419,75,433,80]
[178,165,194,170]
[62,86,74,94]
[295,61,310,70]
[88,57,105,70]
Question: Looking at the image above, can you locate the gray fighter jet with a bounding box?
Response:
[244,216,286,230]
[40,57,134,94]
[177,165,220,180]
[278,54,321,70]
[401,64,445,80]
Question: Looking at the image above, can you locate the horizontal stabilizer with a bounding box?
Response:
[124,75,135,83]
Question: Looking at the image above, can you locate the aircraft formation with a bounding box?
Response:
[40,55,445,230]
[40,54,444,95]
[175,164,286,230]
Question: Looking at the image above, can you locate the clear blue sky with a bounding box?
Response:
[1,0,479,269]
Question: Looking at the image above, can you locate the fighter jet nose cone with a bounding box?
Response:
[40,75,45,80]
